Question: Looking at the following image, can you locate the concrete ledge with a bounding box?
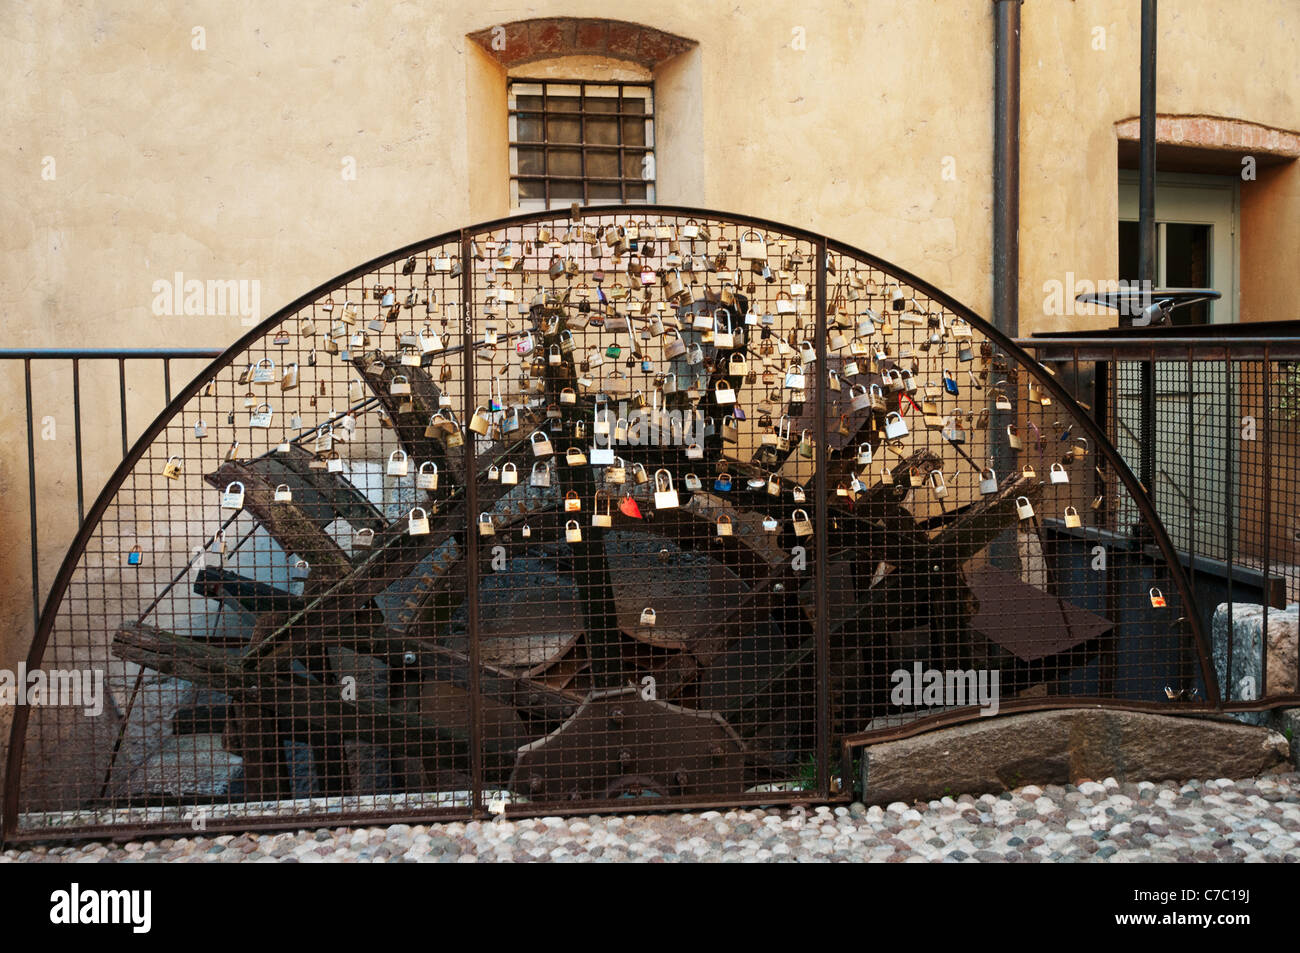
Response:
[860,709,1291,805]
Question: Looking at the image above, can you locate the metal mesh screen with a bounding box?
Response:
[4,209,1209,842]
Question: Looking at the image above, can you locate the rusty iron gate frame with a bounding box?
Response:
[3,205,1227,845]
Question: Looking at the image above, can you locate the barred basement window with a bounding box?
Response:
[509,80,656,210]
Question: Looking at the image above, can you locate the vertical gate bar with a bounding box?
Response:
[1100,346,1118,696]
[73,358,85,526]
[813,237,830,798]
[1222,352,1235,705]
[118,357,129,458]
[24,358,40,629]
[1184,347,1195,616]
[163,357,172,405]
[1261,345,1271,696]
[1180,345,1195,693]
[460,229,483,816]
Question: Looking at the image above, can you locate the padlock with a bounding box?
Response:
[520,523,532,539]
[249,403,274,428]
[1021,464,1037,480]
[884,412,908,440]
[1149,588,1167,608]
[784,363,806,390]
[1007,424,1022,450]
[994,385,1013,412]
[467,406,491,436]
[162,455,183,480]
[1064,506,1082,529]
[942,369,958,396]
[420,326,444,353]
[562,489,582,513]
[353,527,375,549]
[1049,462,1069,484]
[390,375,411,396]
[387,449,410,476]
[281,362,300,391]
[713,379,736,405]
[326,451,344,473]
[850,384,872,412]
[530,430,554,457]
[565,519,583,544]
[290,559,311,581]
[716,514,734,537]
[738,229,767,261]
[929,470,948,498]
[792,508,813,537]
[1073,437,1089,460]
[1015,496,1035,521]
[979,468,998,496]
[193,419,207,439]
[653,469,679,509]
[252,358,276,384]
[530,461,551,488]
[855,442,873,467]
[220,481,245,510]
[487,464,501,482]
[639,607,657,627]
[728,352,749,377]
[478,512,496,537]
[126,545,142,566]
[274,483,293,502]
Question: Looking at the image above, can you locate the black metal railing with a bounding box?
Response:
[1020,323,1300,706]
[0,349,222,630]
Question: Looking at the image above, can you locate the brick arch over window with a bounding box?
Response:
[1115,114,1300,173]
[468,18,695,70]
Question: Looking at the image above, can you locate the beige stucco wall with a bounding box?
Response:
[1,0,1298,674]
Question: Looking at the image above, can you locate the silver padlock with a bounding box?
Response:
[884,412,908,440]
[220,481,245,510]
[249,403,274,429]
[653,469,679,509]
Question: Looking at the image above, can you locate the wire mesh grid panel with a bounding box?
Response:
[4,208,1214,842]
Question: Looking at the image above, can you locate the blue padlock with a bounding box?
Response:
[943,369,959,396]
[714,473,733,492]
[127,546,142,566]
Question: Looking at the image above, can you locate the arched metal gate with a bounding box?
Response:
[3,207,1214,843]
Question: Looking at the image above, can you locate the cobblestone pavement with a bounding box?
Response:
[4,774,1299,862]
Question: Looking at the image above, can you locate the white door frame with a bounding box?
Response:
[1118,170,1239,324]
